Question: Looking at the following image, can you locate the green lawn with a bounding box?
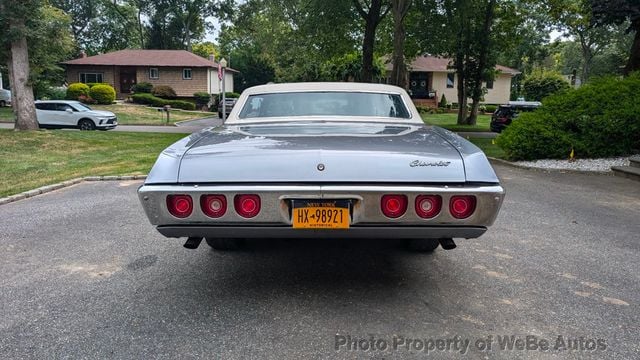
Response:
[0,107,13,122]
[90,104,210,125]
[468,137,506,159]
[422,112,491,132]
[0,129,185,197]
[0,104,211,125]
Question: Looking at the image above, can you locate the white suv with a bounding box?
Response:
[35,100,118,130]
[0,89,11,107]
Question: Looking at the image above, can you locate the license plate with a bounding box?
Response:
[292,200,350,229]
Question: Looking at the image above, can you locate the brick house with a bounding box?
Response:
[385,56,520,107]
[62,49,238,99]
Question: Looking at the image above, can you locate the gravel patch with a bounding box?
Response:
[514,157,630,172]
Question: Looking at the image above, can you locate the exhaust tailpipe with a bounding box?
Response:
[184,237,203,249]
[439,238,457,250]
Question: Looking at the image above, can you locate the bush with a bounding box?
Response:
[485,105,497,113]
[439,94,447,108]
[85,82,109,88]
[194,91,211,104]
[416,105,433,114]
[89,84,116,104]
[522,71,570,101]
[151,85,177,99]
[497,73,640,160]
[132,82,153,93]
[131,93,196,110]
[66,83,90,100]
[40,86,67,100]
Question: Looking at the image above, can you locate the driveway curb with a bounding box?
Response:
[488,157,612,175]
[0,175,147,206]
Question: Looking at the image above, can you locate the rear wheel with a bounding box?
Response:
[218,111,223,119]
[78,119,96,131]
[406,239,440,253]
[0,100,5,107]
[205,238,241,251]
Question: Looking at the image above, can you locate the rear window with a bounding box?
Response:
[238,92,411,119]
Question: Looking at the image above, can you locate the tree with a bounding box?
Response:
[389,0,412,89]
[591,0,640,74]
[191,41,219,59]
[353,0,391,82]
[0,0,41,130]
[522,69,570,100]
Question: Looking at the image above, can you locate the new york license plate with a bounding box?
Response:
[292,200,350,229]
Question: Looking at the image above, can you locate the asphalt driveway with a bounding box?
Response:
[0,164,638,359]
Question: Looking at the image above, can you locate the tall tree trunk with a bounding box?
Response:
[467,0,496,125]
[9,18,38,131]
[454,0,468,125]
[137,8,145,48]
[625,20,640,75]
[354,0,389,83]
[390,0,411,89]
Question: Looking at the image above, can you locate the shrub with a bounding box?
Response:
[416,105,433,114]
[151,85,177,99]
[485,105,497,113]
[439,94,447,108]
[131,93,196,110]
[132,82,153,93]
[85,82,109,88]
[497,73,640,160]
[522,70,570,101]
[479,105,487,113]
[194,91,211,104]
[66,83,90,100]
[40,86,67,100]
[89,84,116,104]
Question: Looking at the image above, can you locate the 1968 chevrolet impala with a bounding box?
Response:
[138,83,505,252]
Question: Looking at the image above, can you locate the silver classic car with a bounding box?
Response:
[138,83,504,252]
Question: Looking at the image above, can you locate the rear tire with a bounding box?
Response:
[406,239,440,253]
[218,111,223,119]
[0,100,5,107]
[205,238,241,251]
[78,119,96,131]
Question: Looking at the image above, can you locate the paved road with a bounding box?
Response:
[1,165,639,359]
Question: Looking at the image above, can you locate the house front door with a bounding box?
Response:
[120,68,137,93]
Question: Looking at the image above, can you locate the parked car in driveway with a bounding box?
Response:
[490,101,541,133]
[138,82,505,253]
[0,89,11,107]
[35,100,117,130]
[217,97,237,118]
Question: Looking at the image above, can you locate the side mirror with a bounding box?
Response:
[65,108,73,113]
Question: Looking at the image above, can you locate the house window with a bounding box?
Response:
[79,73,103,84]
[486,79,494,89]
[183,68,192,80]
[446,73,455,88]
[149,68,159,79]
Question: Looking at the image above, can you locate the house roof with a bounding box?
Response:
[387,55,521,75]
[62,49,239,72]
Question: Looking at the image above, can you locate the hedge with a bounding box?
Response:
[66,83,90,100]
[131,93,196,110]
[132,82,153,93]
[496,73,640,160]
[89,84,116,104]
[522,71,570,102]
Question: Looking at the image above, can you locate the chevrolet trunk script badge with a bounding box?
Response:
[410,160,451,167]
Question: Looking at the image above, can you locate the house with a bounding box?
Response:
[62,49,238,99]
[385,56,520,107]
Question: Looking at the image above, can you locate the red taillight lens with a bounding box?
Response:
[200,194,227,218]
[449,195,477,219]
[381,194,408,218]
[234,194,261,218]
[415,195,442,219]
[167,194,193,218]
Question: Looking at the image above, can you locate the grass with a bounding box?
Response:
[0,104,211,125]
[0,129,185,197]
[422,112,491,132]
[468,137,506,159]
[90,104,210,125]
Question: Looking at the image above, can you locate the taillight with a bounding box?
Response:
[167,194,193,218]
[381,194,408,218]
[200,194,227,218]
[449,195,476,219]
[415,195,442,218]
[234,194,261,218]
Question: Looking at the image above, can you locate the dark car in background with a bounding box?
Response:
[218,98,238,119]
[490,101,541,133]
